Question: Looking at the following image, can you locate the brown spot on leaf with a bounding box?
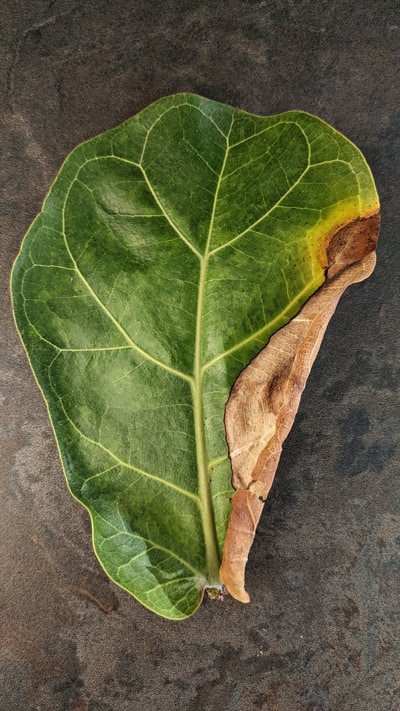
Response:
[325,212,380,279]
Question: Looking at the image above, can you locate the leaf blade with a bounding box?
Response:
[11,94,379,618]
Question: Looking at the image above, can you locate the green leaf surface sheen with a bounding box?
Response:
[11,94,379,618]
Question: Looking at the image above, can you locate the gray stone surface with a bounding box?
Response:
[1,1,399,709]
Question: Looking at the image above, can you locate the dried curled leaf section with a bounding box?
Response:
[221,213,380,603]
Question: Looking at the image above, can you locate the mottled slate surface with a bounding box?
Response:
[1,1,399,709]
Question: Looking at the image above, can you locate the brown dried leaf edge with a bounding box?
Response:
[220,212,380,602]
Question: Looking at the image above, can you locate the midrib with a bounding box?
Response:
[193,121,233,584]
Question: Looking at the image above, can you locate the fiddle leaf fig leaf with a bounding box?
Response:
[11,94,379,619]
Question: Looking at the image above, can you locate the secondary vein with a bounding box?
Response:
[55,394,201,504]
[60,188,193,383]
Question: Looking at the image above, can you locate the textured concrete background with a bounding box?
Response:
[1,1,399,709]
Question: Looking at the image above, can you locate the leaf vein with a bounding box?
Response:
[53,390,201,503]
[60,183,193,382]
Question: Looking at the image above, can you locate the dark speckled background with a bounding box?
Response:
[1,1,399,709]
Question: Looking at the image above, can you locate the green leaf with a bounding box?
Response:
[11,94,379,619]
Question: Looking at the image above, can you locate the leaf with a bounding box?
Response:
[11,94,379,619]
